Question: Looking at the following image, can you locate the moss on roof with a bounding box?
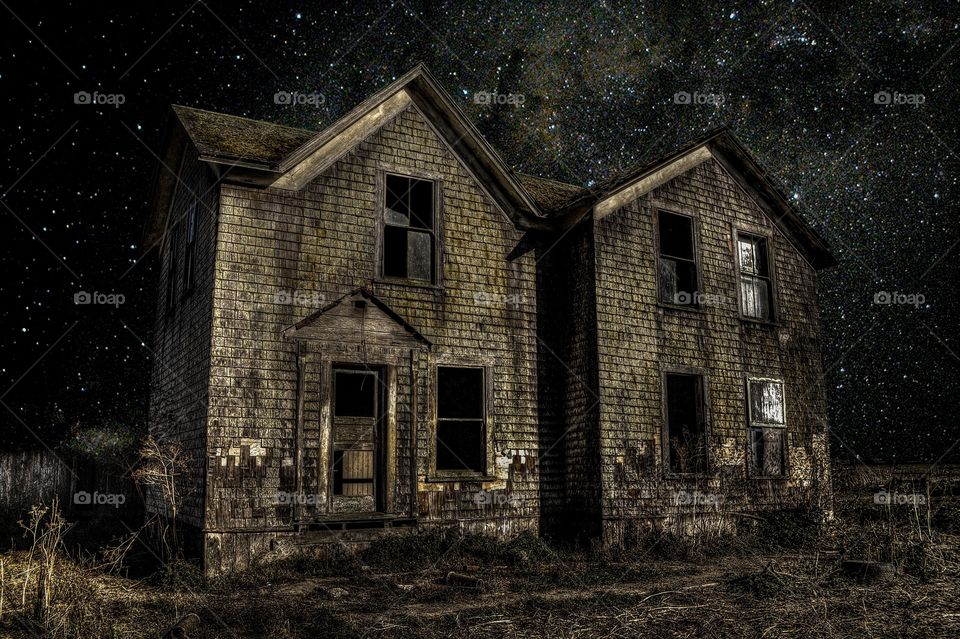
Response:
[172,105,317,167]
[516,173,586,213]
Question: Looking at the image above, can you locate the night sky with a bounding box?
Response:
[0,1,957,463]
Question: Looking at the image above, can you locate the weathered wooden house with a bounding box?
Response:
[144,64,835,574]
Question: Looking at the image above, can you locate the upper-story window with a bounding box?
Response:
[382,174,435,283]
[658,210,699,306]
[737,233,774,321]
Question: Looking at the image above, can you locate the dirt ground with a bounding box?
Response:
[2,530,959,639]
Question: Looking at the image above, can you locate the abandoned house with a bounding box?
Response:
[143,64,836,575]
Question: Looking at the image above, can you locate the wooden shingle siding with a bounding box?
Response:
[591,157,831,543]
[147,148,218,529]
[204,106,541,535]
[148,84,834,574]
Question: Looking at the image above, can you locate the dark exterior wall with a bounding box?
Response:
[536,224,602,541]
[591,157,832,543]
[204,106,540,537]
[147,147,219,529]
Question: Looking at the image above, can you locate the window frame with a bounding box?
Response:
[163,222,180,317]
[745,376,788,478]
[429,360,495,481]
[660,366,712,477]
[733,226,779,325]
[376,168,443,288]
[182,202,198,298]
[652,203,703,311]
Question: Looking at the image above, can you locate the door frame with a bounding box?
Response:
[328,363,389,514]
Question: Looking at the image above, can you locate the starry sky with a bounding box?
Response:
[0,1,957,463]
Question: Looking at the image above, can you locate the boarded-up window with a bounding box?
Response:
[738,234,773,320]
[665,373,708,473]
[747,379,786,476]
[436,366,485,473]
[383,174,435,282]
[658,210,698,306]
[183,203,197,295]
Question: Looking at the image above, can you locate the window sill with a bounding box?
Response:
[739,316,780,328]
[662,472,715,480]
[374,277,444,292]
[656,302,703,314]
[426,473,495,483]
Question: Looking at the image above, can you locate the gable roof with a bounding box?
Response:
[151,68,833,269]
[547,127,836,269]
[284,287,432,347]
[517,173,588,213]
[172,104,314,168]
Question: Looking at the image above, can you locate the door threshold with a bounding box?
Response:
[294,514,417,532]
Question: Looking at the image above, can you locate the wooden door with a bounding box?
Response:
[330,366,386,514]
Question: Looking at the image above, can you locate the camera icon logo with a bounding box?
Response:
[73,491,92,505]
[74,91,92,105]
[874,91,892,105]
[673,91,691,105]
[873,291,891,304]
[74,291,92,304]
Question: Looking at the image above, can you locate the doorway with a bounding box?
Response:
[330,366,387,514]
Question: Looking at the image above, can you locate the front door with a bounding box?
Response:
[330,366,386,514]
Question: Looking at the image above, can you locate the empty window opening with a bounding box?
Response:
[436,366,485,473]
[658,210,698,306]
[334,370,376,418]
[665,373,708,474]
[383,174,435,282]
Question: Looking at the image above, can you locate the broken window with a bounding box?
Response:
[658,210,698,306]
[383,174,435,282]
[436,366,485,473]
[747,378,786,476]
[737,234,773,320]
[334,370,376,418]
[664,373,708,474]
[183,203,197,295]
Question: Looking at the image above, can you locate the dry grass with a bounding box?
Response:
[0,500,958,638]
